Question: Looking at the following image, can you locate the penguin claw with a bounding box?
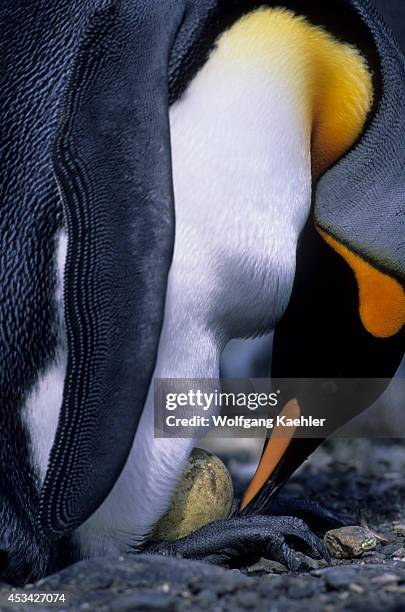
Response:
[261,496,347,536]
[143,515,330,570]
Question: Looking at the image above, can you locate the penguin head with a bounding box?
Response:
[311,0,405,339]
[240,0,405,513]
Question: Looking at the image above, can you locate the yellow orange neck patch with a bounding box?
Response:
[318,228,405,338]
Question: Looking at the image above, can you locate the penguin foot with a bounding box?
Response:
[143,515,330,571]
[261,496,347,536]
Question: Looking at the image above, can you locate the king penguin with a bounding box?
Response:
[0,0,404,584]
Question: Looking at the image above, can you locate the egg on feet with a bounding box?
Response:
[153,448,234,541]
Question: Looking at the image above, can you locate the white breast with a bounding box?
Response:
[75,29,313,554]
[168,43,312,336]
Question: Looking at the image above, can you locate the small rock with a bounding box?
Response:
[393,523,405,538]
[195,588,218,607]
[153,448,233,541]
[383,543,403,557]
[295,552,327,571]
[371,573,400,586]
[259,575,290,591]
[384,585,405,594]
[322,567,361,591]
[325,526,377,559]
[392,547,405,560]
[287,579,317,599]
[247,558,288,575]
[235,591,260,608]
[109,591,176,611]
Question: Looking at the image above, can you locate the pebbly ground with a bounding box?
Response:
[1,438,404,611]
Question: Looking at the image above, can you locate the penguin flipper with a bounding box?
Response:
[39,1,185,539]
[144,515,330,571]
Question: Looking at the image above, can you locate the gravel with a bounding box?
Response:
[0,439,404,611]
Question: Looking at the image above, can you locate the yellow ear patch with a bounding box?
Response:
[219,8,373,176]
[318,228,405,338]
